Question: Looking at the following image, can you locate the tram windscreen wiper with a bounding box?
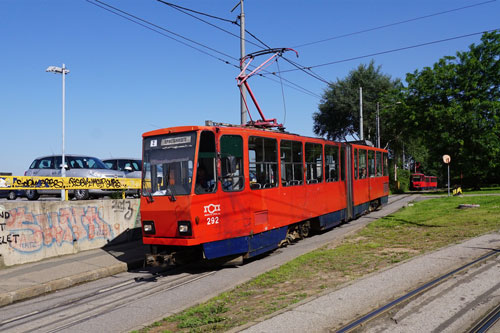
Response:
[145,188,154,203]
[165,165,176,202]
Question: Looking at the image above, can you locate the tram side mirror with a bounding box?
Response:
[124,166,133,172]
[60,163,69,170]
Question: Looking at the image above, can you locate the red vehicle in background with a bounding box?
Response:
[411,173,438,190]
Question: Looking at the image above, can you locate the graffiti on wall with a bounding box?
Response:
[1,206,113,253]
[111,200,135,220]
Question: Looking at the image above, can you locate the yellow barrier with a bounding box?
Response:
[0,175,141,190]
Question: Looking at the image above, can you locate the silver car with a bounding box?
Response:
[24,154,125,200]
[102,158,141,197]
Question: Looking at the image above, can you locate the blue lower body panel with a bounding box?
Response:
[202,226,288,260]
[381,195,388,205]
[318,209,346,230]
[354,202,370,217]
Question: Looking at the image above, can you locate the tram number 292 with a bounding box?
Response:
[207,217,219,225]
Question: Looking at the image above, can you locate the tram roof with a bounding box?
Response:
[142,124,387,151]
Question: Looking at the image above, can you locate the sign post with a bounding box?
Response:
[443,155,451,196]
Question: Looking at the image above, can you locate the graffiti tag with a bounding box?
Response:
[111,200,134,220]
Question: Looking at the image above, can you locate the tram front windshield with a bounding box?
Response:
[142,132,196,197]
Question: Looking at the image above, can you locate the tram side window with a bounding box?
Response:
[220,135,244,192]
[305,143,323,184]
[195,131,217,194]
[354,148,358,180]
[368,150,375,177]
[249,136,278,190]
[359,149,367,179]
[341,147,346,181]
[324,144,339,182]
[383,153,389,176]
[376,151,382,177]
[280,140,303,186]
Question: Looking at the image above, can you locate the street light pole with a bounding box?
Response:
[46,64,70,201]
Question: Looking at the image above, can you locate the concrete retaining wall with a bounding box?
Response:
[0,199,141,267]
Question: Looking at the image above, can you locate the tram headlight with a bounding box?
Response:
[178,221,192,236]
[143,221,155,235]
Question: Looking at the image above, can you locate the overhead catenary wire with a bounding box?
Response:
[292,0,497,48]
[91,0,239,63]
[155,0,326,100]
[156,0,330,84]
[267,28,500,74]
[86,0,322,99]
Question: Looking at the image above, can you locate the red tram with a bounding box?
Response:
[410,173,438,190]
[410,173,437,191]
[140,125,390,264]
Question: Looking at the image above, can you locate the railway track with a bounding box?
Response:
[336,248,500,333]
[468,303,500,333]
[0,266,215,332]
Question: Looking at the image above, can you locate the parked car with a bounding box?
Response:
[0,173,25,200]
[102,158,141,197]
[0,189,25,200]
[24,155,125,200]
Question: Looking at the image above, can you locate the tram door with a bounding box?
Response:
[344,145,354,220]
[217,134,251,235]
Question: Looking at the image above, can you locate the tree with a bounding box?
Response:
[313,60,402,143]
[404,30,500,186]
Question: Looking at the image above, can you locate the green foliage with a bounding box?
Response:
[167,300,228,329]
[390,168,410,193]
[403,30,500,187]
[313,60,402,142]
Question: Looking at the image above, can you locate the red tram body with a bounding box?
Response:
[140,125,389,262]
[410,173,438,190]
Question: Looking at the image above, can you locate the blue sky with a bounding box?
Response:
[1,0,499,175]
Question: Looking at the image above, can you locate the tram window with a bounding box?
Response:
[324,144,339,182]
[383,153,389,176]
[280,140,303,187]
[359,149,367,179]
[305,142,323,184]
[143,131,196,197]
[376,151,382,177]
[368,150,375,177]
[354,148,358,180]
[195,131,217,194]
[249,136,278,190]
[220,135,244,192]
[341,147,345,181]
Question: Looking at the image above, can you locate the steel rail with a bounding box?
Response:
[467,303,500,333]
[336,248,500,333]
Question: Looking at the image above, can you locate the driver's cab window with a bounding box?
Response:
[220,135,244,192]
[195,131,217,194]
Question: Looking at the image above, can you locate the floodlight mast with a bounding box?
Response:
[236,48,298,130]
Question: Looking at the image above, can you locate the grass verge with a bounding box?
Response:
[137,195,500,333]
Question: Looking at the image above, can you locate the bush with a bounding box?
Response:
[390,168,410,193]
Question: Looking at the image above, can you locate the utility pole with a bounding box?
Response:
[359,86,363,141]
[376,102,380,148]
[232,0,247,125]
